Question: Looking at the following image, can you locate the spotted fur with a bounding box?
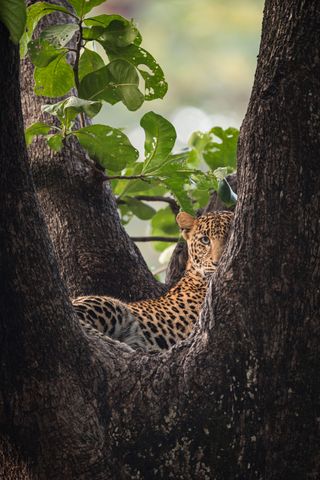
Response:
[73,211,233,352]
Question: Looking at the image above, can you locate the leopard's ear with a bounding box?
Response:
[176,212,195,239]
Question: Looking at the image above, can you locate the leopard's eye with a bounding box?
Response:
[200,235,210,245]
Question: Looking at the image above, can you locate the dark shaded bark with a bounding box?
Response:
[1,0,319,479]
[0,438,32,480]
[21,1,165,300]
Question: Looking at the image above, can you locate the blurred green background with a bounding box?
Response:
[95,0,264,273]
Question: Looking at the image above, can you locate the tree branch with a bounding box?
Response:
[105,174,149,181]
[117,195,180,215]
[131,236,179,242]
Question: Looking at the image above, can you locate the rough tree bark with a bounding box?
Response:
[21,0,165,300]
[1,0,319,479]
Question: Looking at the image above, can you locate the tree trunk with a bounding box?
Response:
[21,1,164,300]
[1,0,319,479]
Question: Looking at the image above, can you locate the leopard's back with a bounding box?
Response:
[73,296,149,350]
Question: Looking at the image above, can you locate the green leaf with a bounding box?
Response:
[118,203,133,226]
[0,0,26,44]
[213,166,235,181]
[162,175,194,215]
[42,96,102,126]
[79,59,144,111]
[141,112,176,174]
[123,197,156,220]
[34,54,74,97]
[217,178,237,207]
[194,127,239,171]
[189,131,211,157]
[67,0,105,18]
[153,152,189,177]
[40,23,78,47]
[20,2,72,57]
[73,124,139,172]
[28,38,67,67]
[110,45,168,101]
[79,65,119,104]
[25,122,51,145]
[79,48,105,81]
[108,59,144,111]
[189,171,219,209]
[114,173,159,198]
[151,207,179,235]
[151,207,179,252]
[84,15,139,47]
[47,133,64,152]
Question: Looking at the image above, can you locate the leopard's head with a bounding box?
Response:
[176,211,233,277]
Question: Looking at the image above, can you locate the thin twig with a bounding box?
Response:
[131,236,179,242]
[117,195,180,215]
[135,195,179,214]
[105,174,149,181]
[73,21,85,128]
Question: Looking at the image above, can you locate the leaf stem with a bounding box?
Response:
[73,20,85,128]
[105,174,149,181]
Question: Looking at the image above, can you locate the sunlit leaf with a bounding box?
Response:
[28,39,67,67]
[153,153,189,177]
[20,2,72,57]
[25,122,51,145]
[47,133,64,152]
[67,0,105,18]
[73,124,138,172]
[40,23,78,47]
[141,112,176,174]
[42,96,102,126]
[0,0,26,44]
[34,54,74,97]
[79,48,105,81]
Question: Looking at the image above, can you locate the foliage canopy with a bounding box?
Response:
[2,0,238,257]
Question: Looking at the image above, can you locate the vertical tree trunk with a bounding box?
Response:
[207,0,320,476]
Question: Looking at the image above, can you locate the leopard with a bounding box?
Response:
[72,211,233,352]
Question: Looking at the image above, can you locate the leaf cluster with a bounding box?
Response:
[22,0,238,256]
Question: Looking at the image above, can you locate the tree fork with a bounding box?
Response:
[0,0,319,479]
